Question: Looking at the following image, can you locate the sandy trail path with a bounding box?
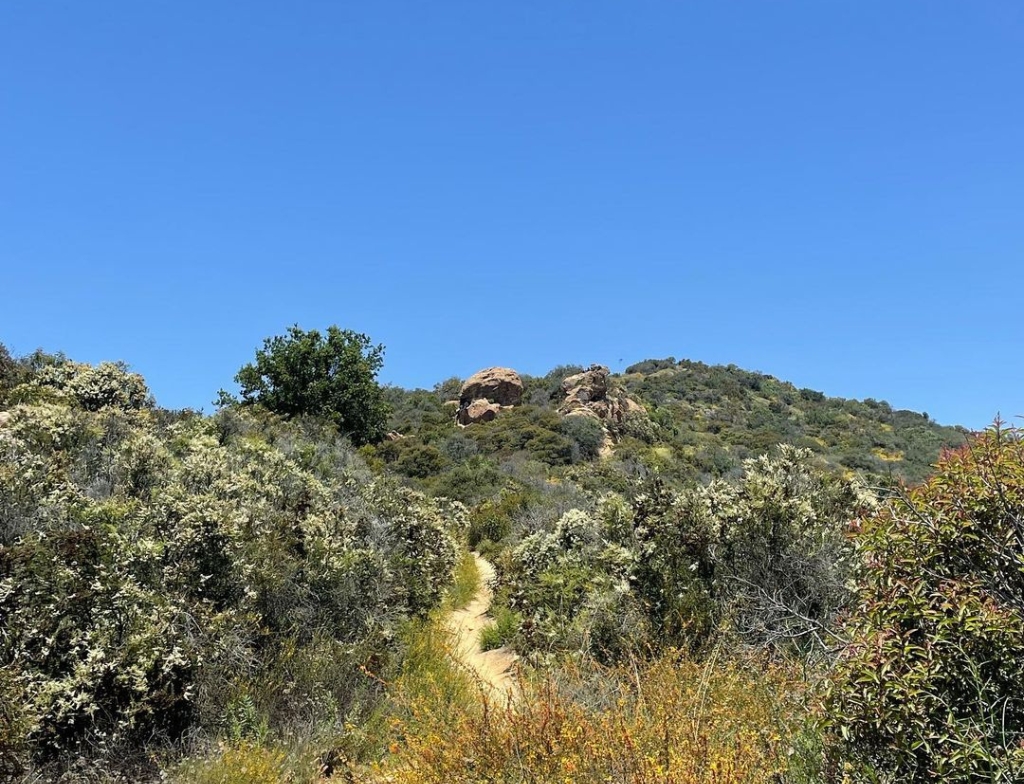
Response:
[444,553,518,706]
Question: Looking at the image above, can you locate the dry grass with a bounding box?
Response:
[172,740,319,784]
[372,648,819,784]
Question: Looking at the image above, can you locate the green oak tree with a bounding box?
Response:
[234,325,391,446]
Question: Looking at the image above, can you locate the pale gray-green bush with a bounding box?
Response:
[0,367,462,778]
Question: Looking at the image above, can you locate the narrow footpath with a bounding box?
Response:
[444,553,518,706]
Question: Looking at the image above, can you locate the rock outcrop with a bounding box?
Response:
[458,398,503,425]
[558,364,645,427]
[460,367,524,408]
[456,367,523,426]
[0,411,10,428]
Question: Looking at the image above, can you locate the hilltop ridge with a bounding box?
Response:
[376,355,965,503]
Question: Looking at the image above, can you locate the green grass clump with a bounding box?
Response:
[444,550,480,610]
[480,605,521,652]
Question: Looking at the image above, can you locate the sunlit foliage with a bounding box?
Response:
[827,425,1024,782]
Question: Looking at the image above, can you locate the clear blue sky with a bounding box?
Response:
[2,3,1021,429]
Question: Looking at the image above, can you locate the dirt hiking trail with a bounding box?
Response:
[444,553,519,706]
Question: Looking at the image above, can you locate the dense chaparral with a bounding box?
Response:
[2,332,1020,783]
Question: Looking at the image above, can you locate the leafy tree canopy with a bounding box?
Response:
[233,325,391,446]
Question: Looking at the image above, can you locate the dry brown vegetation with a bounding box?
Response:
[377,647,817,784]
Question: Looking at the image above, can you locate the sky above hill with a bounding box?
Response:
[1,2,1022,430]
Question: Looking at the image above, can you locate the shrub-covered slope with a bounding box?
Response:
[0,357,463,779]
[0,343,985,783]
[373,357,964,507]
[621,357,963,484]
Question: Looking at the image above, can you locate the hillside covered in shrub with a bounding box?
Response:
[0,347,463,780]
[4,336,1014,784]
[372,357,963,510]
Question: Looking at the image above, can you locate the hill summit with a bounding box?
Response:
[377,356,965,503]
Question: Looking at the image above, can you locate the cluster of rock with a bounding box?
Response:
[451,363,648,451]
[557,364,645,426]
[455,367,524,425]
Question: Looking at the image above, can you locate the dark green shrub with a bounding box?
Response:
[425,456,504,505]
[233,325,390,446]
[560,414,606,462]
[479,605,522,652]
[437,433,478,462]
[385,387,451,436]
[520,364,584,406]
[465,406,574,466]
[624,357,676,375]
[395,443,448,478]
[468,489,536,547]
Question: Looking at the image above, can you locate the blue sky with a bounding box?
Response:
[1,2,1021,429]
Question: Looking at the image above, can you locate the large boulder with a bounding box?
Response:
[566,395,645,427]
[457,399,503,426]
[558,364,648,430]
[459,367,523,408]
[561,364,611,407]
[0,411,10,428]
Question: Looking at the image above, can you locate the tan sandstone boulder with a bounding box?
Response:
[558,364,648,430]
[457,399,503,425]
[561,364,611,408]
[460,367,524,408]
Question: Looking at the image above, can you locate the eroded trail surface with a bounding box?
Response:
[444,554,518,706]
